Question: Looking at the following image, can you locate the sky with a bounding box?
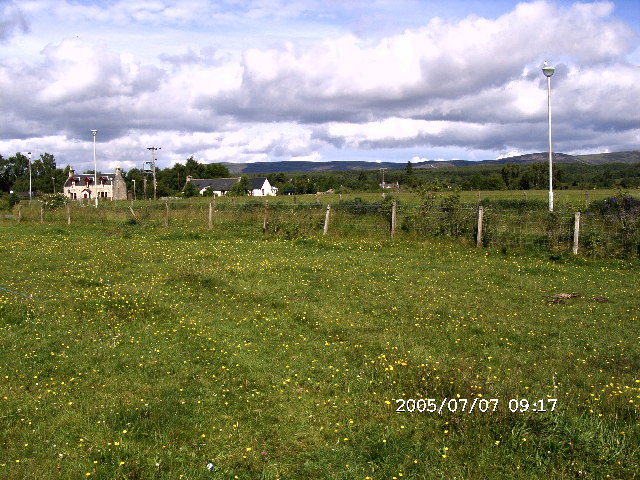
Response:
[1,0,639,172]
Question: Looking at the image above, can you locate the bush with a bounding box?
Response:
[39,193,67,210]
[479,198,547,213]
[0,192,21,211]
[587,193,640,216]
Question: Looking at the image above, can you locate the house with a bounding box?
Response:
[185,176,277,196]
[187,177,240,196]
[248,177,278,196]
[63,167,127,201]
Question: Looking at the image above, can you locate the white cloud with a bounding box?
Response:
[0,1,29,42]
[1,0,638,170]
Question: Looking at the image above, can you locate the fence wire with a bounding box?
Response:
[5,200,639,257]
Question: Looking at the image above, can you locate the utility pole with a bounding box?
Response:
[542,61,555,212]
[147,147,161,200]
[379,168,387,188]
[91,130,98,208]
[27,152,32,203]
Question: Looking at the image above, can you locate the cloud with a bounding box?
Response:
[0,1,29,42]
[196,1,637,128]
[1,0,639,170]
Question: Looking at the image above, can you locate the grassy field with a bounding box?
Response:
[1,222,639,479]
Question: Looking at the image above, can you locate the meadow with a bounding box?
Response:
[0,211,639,478]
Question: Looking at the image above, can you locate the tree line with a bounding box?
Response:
[2,151,639,203]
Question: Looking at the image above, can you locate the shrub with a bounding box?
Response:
[0,192,21,211]
[39,193,67,210]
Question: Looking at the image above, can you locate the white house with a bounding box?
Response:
[186,176,277,196]
[248,177,278,196]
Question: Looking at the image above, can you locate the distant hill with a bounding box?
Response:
[222,150,640,174]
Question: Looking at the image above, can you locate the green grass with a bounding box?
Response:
[0,223,639,479]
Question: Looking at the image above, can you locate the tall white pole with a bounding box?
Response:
[28,152,32,203]
[542,61,555,212]
[547,74,553,212]
[91,130,98,208]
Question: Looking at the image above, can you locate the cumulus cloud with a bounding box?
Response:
[0,1,29,42]
[1,0,638,170]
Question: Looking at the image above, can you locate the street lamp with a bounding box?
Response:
[28,152,32,203]
[542,61,555,212]
[91,130,98,208]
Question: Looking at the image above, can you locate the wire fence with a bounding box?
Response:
[5,198,640,257]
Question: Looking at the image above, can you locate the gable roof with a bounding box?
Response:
[190,178,240,192]
[248,177,269,189]
[64,173,116,188]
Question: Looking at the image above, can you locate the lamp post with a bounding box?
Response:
[542,61,555,212]
[91,129,98,208]
[132,179,136,201]
[52,176,55,193]
[28,152,32,203]
[147,147,161,200]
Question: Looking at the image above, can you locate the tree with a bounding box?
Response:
[0,153,29,192]
[229,175,250,196]
[203,163,230,178]
[182,181,199,198]
[184,156,205,178]
[500,163,520,190]
[405,160,413,176]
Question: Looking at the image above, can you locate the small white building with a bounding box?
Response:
[63,167,127,201]
[248,177,278,196]
[186,176,277,196]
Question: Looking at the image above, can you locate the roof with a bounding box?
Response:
[188,177,270,192]
[64,173,116,188]
[249,177,268,189]
[190,178,240,192]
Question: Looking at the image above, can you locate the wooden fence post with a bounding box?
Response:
[323,204,331,235]
[572,212,581,255]
[17,205,21,223]
[40,205,44,223]
[476,206,484,248]
[208,201,213,230]
[128,206,139,224]
[391,201,397,237]
[67,204,71,225]
[164,202,169,227]
[262,201,269,234]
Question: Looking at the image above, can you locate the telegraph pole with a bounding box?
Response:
[91,130,98,207]
[147,147,161,200]
[379,168,387,188]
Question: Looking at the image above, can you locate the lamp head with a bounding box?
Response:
[91,129,98,136]
[542,61,555,77]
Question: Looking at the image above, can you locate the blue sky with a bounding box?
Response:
[1,0,639,172]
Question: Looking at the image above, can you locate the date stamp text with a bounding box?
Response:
[395,397,557,414]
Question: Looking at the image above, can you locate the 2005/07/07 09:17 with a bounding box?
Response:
[395,397,558,414]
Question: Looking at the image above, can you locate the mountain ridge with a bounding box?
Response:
[222,151,640,174]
